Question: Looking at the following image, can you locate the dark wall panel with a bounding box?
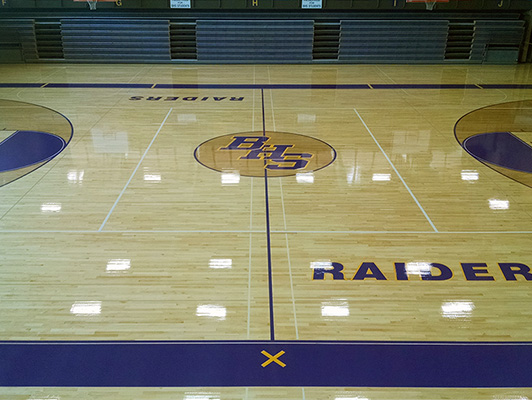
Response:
[2,0,532,10]
[0,19,38,61]
[339,20,449,63]
[472,20,524,62]
[0,15,528,64]
[196,20,313,62]
[61,19,171,62]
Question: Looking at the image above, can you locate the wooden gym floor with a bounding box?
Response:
[1,63,532,399]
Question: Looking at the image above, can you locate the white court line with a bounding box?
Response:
[98,108,173,232]
[279,179,299,340]
[353,108,439,233]
[375,65,397,84]
[126,66,147,84]
[374,65,414,99]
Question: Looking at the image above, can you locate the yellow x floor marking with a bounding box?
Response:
[261,350,286,368]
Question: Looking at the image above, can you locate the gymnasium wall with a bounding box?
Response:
[1,0,530,10]
[0,0,531,64]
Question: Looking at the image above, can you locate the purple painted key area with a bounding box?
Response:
[463,131,532,173]
[0,130,66,172]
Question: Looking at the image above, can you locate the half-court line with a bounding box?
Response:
[261,88,276,341]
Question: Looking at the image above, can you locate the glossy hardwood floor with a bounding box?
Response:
[1,63,532,399]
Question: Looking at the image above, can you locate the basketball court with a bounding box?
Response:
[1,63,532,399]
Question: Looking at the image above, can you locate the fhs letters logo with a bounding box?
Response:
[219,135,313,171]
[194,131,336,177]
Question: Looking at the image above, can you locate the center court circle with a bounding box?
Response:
[194,131,336,177]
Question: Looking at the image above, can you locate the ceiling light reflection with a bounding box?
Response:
[406,262,432,277]
[70,301,102,316]
[91,129,129,154]
[67,170,84,183]
[372,173,391,182]
[27,398,61,400]
[144,174,162,182]
[297,114,317,123]
[461,170,479,181]
[347,166,361,185]
[335,397,370,400]
[489,199,509,210]
[41,203,62,213]
[221,171,240,185]
[296,172,314,184]
[441,301,474,319]
[106,259,131,273]
[310,261,333,270]
[196,304,227,320]
[321,301,349,317]
[209,258,232,269]
[178,114,197,123]
[183,394,221,400]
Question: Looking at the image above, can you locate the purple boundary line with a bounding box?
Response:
[2,83,532,89]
